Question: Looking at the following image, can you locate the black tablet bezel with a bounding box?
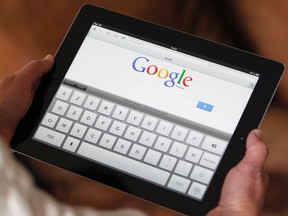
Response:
[10,4,284,215]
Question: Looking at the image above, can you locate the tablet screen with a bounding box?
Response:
[33,23,259,200]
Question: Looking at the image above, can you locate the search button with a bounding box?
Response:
[197,101,214,112]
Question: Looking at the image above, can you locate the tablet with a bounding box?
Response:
[10,4,284,215]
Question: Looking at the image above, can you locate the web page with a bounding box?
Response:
[65,24,258,136]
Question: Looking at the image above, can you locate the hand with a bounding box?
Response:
[0,55,54,143]
[207,129,269,216]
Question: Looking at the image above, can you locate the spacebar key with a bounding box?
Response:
[77,142,170,186]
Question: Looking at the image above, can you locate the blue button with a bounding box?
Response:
[197,101,214,112]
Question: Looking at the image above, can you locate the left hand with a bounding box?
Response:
[0,55,54,143]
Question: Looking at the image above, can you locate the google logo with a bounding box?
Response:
[132,56,193,88]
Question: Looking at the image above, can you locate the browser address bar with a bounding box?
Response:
[126,37,210,68]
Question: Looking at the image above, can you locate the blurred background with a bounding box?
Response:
[1,1,288,215]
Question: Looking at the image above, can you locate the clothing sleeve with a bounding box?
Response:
[0,138,147,216]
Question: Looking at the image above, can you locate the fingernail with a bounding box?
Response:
[254,129,262,140]
[43,54,53,61]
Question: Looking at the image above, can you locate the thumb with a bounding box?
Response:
[243,129,269,172]
[16,54,54,91]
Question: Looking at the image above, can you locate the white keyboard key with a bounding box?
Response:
[42,113,58,128]
[56,86,72,101]
[80,110,97,126]
[156,121,173,136]
[98,100,114,116]
[70,90,86,106]
[141,115,158,131]
[201,136,228,155]
[66,105,83,121]
[95,115,112,131]
[188,182,207,200]
[185,146,203,163]
[78,142,170,186]
[63,136,80,152]
[199,152,221,170]
[127,110,143,126]
[171,126,188,142]
[84,128,102,144]
[109,121,127,136]
[52,100,69,116]
[190,165,213,184]
[56,118,73,133]
[154,136,172,152]
[34,126,65,147]
[112,106,129,121]
[114,139,131,154]
[186,130,204,147]
[144,149,162,165]
[175,160,193,177]
[139,131,157,147]
[70,123,87,139]
[124,126,141,141]
[84,95,100,111]
[129,144,147,160]
[168,174,191,193]
[159,155,177,171]
[99,133,117,149]
[169,141,187,158]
